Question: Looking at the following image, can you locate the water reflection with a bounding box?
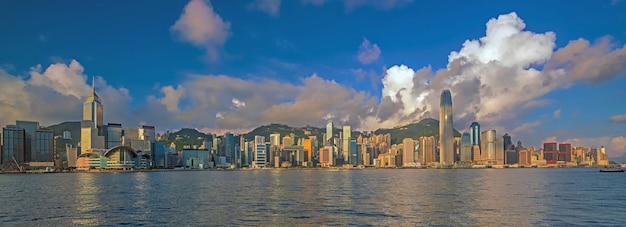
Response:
[1,168,625,226]
[72,173,103,226]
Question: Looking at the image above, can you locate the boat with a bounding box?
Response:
[599,166,625,172]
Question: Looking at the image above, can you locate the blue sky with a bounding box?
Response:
[1,0,626,156]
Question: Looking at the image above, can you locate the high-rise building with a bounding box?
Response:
[83,79,103,129]
[470,122,481,145]
[2,121,54,167]
[557,143,572,162]
[460,132,472,162]
[439,89,454,165]
[503,133,512,150]
[419,136,437,165]
[303,138,312,163]
[481,129,497,164]
[254,136,266,168]
[326,121,334,145]
[2,126,25,164]
[224,133,235,165]
[282,135,293,148]
[342,125,351,162]
[350,139,358,166]
[402,138,415,166]
[495,137,504,165]
[81,81,105,151]
[543,142,558,162]
[469,122,481,161]
[519,147,533,165]
[269,133,280,147]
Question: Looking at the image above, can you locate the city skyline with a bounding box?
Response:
[1,1,626,157]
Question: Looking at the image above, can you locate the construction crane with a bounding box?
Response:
[12,156,24,172]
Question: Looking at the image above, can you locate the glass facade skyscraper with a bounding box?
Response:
[83,82,103,128]
[470,122,480,146]
[439,89,454,165]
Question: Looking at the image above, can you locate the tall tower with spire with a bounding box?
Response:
[81,77,105,150]
[82,76,103,128]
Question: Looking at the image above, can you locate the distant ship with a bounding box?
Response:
[599,166,625,172]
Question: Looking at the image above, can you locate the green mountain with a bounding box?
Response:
[242,123,325,142]
[162,128,212,150]
[374,118,461,144]
[45,118,462,153]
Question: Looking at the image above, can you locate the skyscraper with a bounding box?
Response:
[81,80,105,150]
[342,125,351,162]
[326,121,333,145]
[460,132,472,162]
[469,122,481,145]
[481,129,497,164]
[439,89,454,165]
[402,138,415,166]
[83,79,103,128]
[419,136,437,165]
[470,122,481,161]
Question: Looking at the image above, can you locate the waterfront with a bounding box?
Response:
[1,168,625,226]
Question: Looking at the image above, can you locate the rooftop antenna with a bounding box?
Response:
[91,76,95,93]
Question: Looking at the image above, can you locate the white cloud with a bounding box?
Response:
[357,38,381,64]
[0,60,137,128]
[232,98,246,108]
[609,113,626,123]
[171,0,231,60]
[248,0,281,17]
[160,85,186,113]
[554,109,561,119]
[372,12,626,134]
[512,121,541,135]
[27,60,90,99]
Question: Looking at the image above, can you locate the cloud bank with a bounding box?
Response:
[1,12,625,155]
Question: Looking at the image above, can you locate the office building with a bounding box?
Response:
[558,143,572,162]
[342,125,351,162]
[419,136,436,165]
[402,138,415,167]
[543,142,558,162]
[254,136,267,168]
[326,121,333,145]
[460,132,472,162]
[439,89,454,165]
[481,129,496,164]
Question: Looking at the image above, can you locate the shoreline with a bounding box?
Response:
[0,165,613,174]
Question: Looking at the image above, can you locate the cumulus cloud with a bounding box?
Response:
[248,0,281,17]
[171,0,231,60]
[160,85,186,113]
[609,113,626,123]
[371,12,626,133]
[357,38,381,64]
[554,109,561,119]
[0,60,142,128]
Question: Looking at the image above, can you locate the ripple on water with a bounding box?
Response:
[0,168,625,226]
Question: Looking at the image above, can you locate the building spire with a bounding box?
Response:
[91,76,95,93]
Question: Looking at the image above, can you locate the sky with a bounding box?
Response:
[1,0,626,156]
